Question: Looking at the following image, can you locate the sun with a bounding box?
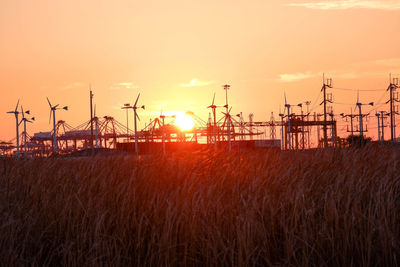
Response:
[175,113,194,131]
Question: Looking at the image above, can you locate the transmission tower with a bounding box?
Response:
[320,75,332,148]
[340,110,358,137]
[305,101,311,148]
[328,112,336,147]
[278,109,285,150]
[376,111,390,142]
[387,76,399,141]
[356,113,371,137]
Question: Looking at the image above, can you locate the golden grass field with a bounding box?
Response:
[0,146,399,266]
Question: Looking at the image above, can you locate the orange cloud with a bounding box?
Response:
[109,82,137,91]
[180,78,213,87]
[286,0,400,10]
[279,72,316,82]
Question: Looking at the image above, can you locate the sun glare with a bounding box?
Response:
[175,113,194,131]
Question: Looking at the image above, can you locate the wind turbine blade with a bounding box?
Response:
[229,107,232,113]
[354,90,359,112]
[20,106,24,119]
[134,93,140,107]
[49,110,52,124]
[15,99,20,112]
[136,113,141,122]
[212,93,215,106]
[46,97,52,107]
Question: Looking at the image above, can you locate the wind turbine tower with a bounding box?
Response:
[19,106,35,156]
[223,84,231,151]
[6,99,20,156]
[47,97,68,154]
[284,92,292,150]
[355,91,373,137]
[123,94,145,157]
[222,107,235,152]
[133,94,144,157]
[207,93,224,150]
[94,104,99,148]
[279,106,285,150]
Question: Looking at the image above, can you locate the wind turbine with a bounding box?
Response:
[94,104,99,148]
[284,92,292,150]
[6,99,20,156]
[19,106,35,156]
[355,91,373,137]
[279,105,285,150]
[47,97,68,154]
[125,94,145,157]
[207,93,223,150]
[221,107,240,152]
[222,85,232,151]
[282,92,302,150]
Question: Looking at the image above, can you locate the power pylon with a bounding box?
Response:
[387,76,399,141]
[340,109,358,136]
[320,75,332,148]
[376,111,390,142]
[305,101,311,148]
[355,100,374,137]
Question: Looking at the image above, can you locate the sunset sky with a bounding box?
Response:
[1,0,400,142]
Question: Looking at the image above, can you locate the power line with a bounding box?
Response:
[366,89,388,114]
[308,89,322,113]
[332,102,354,106]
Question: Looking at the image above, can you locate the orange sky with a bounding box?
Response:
[1,0,400,142]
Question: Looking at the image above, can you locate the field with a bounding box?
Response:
[0,146,399,266]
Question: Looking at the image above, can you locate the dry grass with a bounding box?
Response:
[0,146,399,266]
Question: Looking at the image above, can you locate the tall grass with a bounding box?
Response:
[0,146,399,266]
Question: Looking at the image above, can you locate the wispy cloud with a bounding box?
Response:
[180,78,213,87]
[60,82,84,91]
[374,58,400,67]
[278,71,362,82]
[278,58,400,83]
[334,73,359,79]
[109,82,137,90]
[285,0,400,10]
[279,72,317,82]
